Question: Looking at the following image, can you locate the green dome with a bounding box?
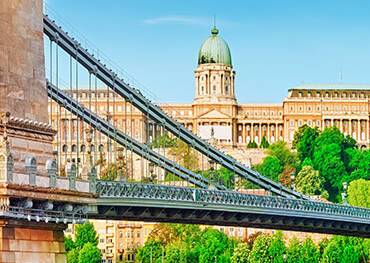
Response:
[198,26,232,66]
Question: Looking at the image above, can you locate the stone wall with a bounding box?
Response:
[0,0,48,123]
[0,221,66,263]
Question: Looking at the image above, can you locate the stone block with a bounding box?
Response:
[29,229,53,241]
[0,251,15,263]
[53,230,65,242]
[3,227,14,239]
[55,253,66,263]
[14,228,31,240]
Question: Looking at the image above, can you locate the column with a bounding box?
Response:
[251,122,254,142]
[242,124,246,144]
[358,119,361,141]
[340,119,343,133]
[267,124,270,143]
[349,119,352,138]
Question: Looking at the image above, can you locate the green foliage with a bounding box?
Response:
[66,248,79,263]
[295,165,325,196]
[286,238,320,263]
[78,242,102,263]
[74,222,98,249]
[150,133,176,148]
[249,234,272,263]
[231,242,250,263]
[198,228,234,263]
[136,240,163,263]
[260,136,270,149]
[65,222,100,263]
[347,179,370,208]
[99,154,126,181]
[313,142,347,200]
[255,156,283,182]
[293,125,320,162]
[169,139,199,170]
[201,167,235,189]
[64,236,75,252]
[285,238,301,263]
[268,141,298,169]
[321,236,367,263]
[268,231,286,263]
[247,140,258,148]
[345,149,370,182]
[300,238,320,263]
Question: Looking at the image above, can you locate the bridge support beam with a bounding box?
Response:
[0,220,66,263]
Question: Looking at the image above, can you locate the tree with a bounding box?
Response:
[148,224,178,245]
[231,242,250,263]
[295,165,325,196]
[300,238,320,263]
[151,133,176,148]
[260,136,270,149]
[321,236,366,263]
[345,149,370,182]
[65,236,75,252]
[347,179,370,208]
[78,242,102,263]
[286,238,320,263]
[313,143,347,200]
[67,248,79,263]
[74,222,98,249]
[293,125,319,162]
[286,238,301,263]
[268,141,298,169]
[247,141,258,148]
[255,156,283,182]
[169,139,199,170]
[268,231,286,263]
[249,234,272,263]
[136,240,163,263]
[100,154,126,181]
[198,228,234,263]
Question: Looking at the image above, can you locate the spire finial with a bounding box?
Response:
[211,15,219,35]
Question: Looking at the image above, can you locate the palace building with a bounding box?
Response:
[50,26,370,167]
[53,26,369,262]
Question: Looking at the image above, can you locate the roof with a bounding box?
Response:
[289,83,370,91]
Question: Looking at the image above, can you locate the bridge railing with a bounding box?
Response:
[96,181,370,220]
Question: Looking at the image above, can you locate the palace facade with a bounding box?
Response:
[50,26,370,166]
[53,26,369,262]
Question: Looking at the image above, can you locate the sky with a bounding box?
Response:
[44,0,370,103]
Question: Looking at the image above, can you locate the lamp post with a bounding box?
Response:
[342,181,348,205]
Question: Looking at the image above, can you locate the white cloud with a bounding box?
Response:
[143,15,210,26]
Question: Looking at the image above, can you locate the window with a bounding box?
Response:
[225,85,229,94]
[212,85,216,94]
[71,144,77,152]
[213,75,216,80]
[290,120,294,127]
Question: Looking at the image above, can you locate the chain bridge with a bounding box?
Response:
[0,2,370,261]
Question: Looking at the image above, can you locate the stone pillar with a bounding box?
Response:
[357,119,361,141]
[242,124,246,144]
[0,0,48,123]
[0,220,67,263]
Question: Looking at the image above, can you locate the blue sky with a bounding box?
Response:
[45,0,370,103]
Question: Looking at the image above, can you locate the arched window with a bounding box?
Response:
[71,144,77,152]
[62,145,68,153]
[90,144,95,152]
[80,145,86,153]
[99,144,104,152]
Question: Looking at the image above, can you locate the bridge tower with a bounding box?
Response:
[0,1,95,262]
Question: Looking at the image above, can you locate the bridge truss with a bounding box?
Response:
[41,13,370,237]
